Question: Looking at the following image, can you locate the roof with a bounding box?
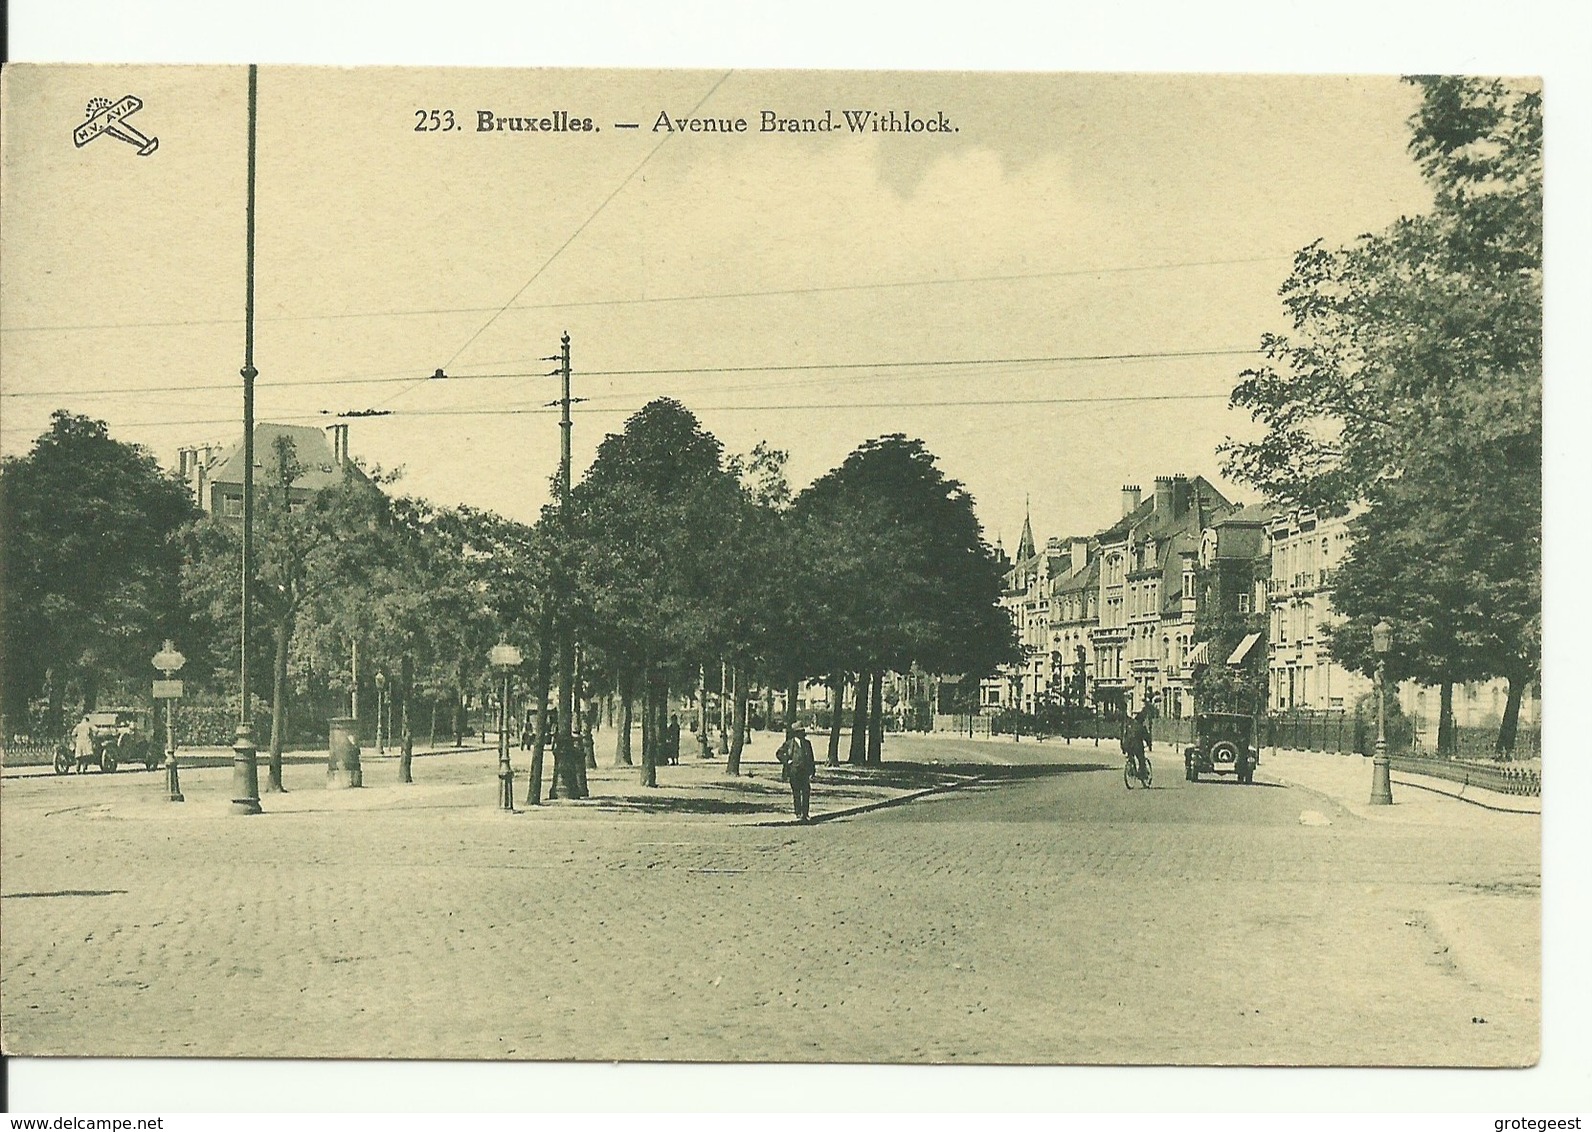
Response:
[1095,474,1234,544]
[1210,502,1279,528]
[1017,511,1036,561]
[207,423,353,492]
[1052,555,1099,594]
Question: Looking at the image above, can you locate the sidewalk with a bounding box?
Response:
[1258,745,1541,819]
[0,734,983,827]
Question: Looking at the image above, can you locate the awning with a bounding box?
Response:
[1227,632,1263,665]
[1185,640,1211,667]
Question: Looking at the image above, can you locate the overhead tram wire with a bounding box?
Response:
[5,346,1260,401]
[100,387,1236,431]
[379,70,738,412]
[0,252,1292,336]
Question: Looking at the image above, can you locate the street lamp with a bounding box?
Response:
[489,642,523,811]
[152,640,185,803]
[1369,619,1394,805]
[375,671,387,755]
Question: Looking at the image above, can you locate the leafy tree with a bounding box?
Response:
[793,435,1017,763]
[569,399,743,790]
[1,411,196,733]
[1220,77,1540,752]
[185,437,389,790]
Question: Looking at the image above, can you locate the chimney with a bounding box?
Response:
[1070,537,1088,577]
[326,423,350,468]
[1121,484,1141,517]
[1172,474,1192,518]
[1154,475,1174,515]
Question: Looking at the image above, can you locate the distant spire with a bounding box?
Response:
[1018,497,1036,561]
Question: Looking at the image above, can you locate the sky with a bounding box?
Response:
[0,68,1434,547]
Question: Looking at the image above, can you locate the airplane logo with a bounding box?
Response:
[73,95,159,156]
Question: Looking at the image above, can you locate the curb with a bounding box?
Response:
[1390,773,1541,815]
[748,772,989,827]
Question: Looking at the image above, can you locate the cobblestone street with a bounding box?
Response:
[0,734,1539,1064]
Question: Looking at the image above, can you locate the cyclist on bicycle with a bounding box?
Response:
[1121,705,1152,782]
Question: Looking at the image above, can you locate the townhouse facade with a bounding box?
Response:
[1263,507,1369,712]
[1089,475,1235,717]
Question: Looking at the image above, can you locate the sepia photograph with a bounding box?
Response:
[0,45,1560,1094]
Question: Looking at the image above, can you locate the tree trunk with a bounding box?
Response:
[45,669,64,739]
[826,671,845,765]
[428,698,437,746]
[82,668,100,714]
[640,676,658,787]
[1496,673,1527,757]
[614,671,634,766]
[848,669,869,764]
[1437,681,1456,757]
[527,615,553,805]
[697,663,712,757]
[398,652,414,783]
[867,669,885,764]
[582,697,598,772]
[453,684,464,747]
[727,664,747,776]
[762,684,774,736]
[551,622,585,799]
[785,671,800,734]
[266,613,292,792]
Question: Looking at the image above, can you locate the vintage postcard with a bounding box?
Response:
[0,65,1543,1069]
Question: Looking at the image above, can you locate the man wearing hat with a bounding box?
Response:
[776,725,817,823]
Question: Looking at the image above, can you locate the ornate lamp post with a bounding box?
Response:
[152,640,185,803]
[1369,619,1394,805]
[490,642,523,811]
[375,671,387,755]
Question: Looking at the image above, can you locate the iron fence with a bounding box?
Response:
[1389,753,1541,797]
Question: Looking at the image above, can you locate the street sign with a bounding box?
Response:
[153,680,184,700]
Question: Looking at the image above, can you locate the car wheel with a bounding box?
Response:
[100,748,118,773]
[53,748,72,775]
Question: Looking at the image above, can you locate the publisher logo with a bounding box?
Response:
[72,95,159,156]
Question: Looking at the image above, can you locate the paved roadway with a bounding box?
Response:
[0,735,1538,1065]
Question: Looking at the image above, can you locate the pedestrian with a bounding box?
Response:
[777,725,817,823]
[1121,705,1152,782]
[71,713,94,774]
[667,715,682,765]
[520,710,535,751]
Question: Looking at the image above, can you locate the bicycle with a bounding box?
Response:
[1123,751,1152,789]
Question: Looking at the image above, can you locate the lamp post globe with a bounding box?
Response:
[151,640,186,802]
[490,643,523,811]
[1369,620,1394,806]
[375,670,387,755]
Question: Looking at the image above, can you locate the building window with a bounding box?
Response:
[1238,592,1252,614]
[222,494,243,517]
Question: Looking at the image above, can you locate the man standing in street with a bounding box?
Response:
[71,713,94,774]
[777,725,817,823]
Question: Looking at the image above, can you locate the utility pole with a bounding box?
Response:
[550,331,586,799]
[232,64,263,815]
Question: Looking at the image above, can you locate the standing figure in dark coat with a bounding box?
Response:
[777,726,817,823]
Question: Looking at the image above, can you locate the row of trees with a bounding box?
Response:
[1221,76,1541,754]
[1,403,1019,796]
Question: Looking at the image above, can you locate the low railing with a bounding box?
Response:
[1389,754,1541,798]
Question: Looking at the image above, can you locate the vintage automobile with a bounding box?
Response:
[1184,711,1259,784]
[53,708,159,774]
